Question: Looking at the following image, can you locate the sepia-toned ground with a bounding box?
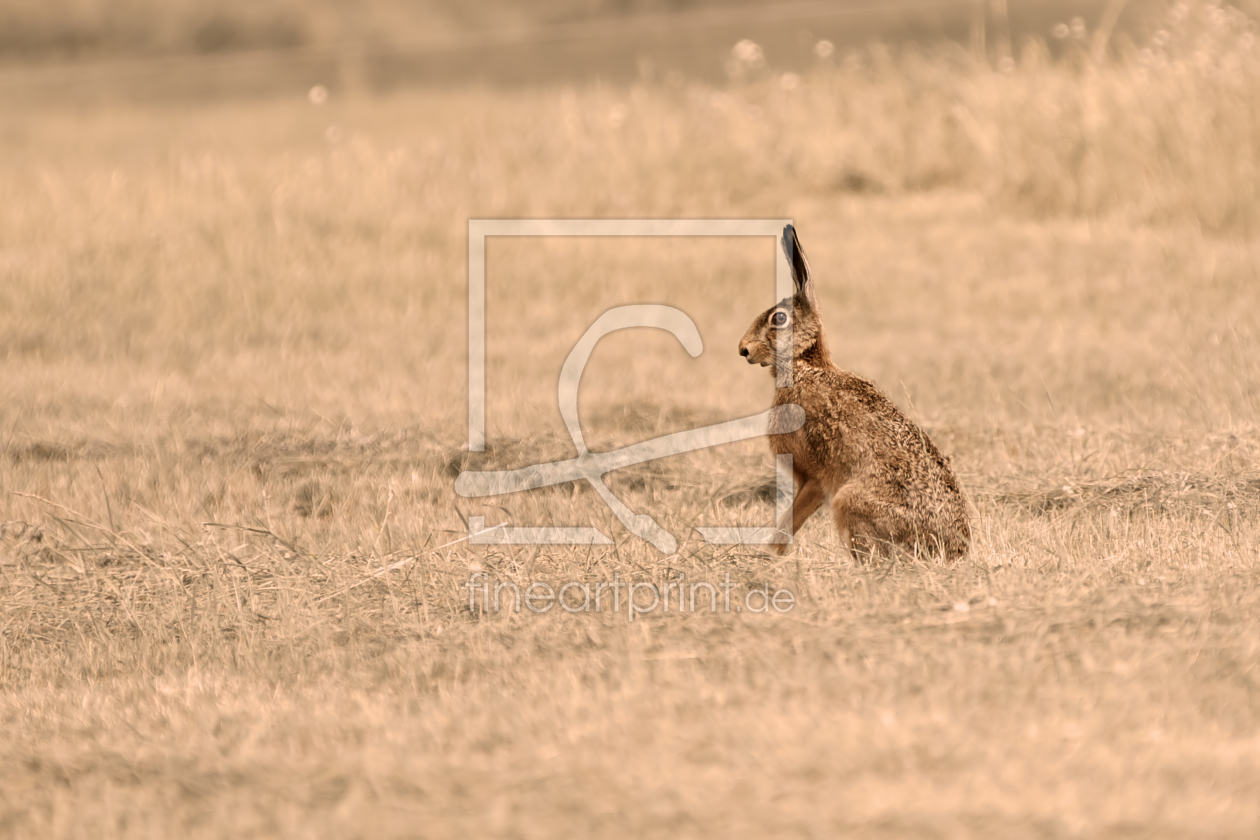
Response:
[2,3,1260,837]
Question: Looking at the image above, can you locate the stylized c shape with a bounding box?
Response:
[558,305,703,456]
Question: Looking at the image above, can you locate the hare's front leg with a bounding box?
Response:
[774,473,825,555]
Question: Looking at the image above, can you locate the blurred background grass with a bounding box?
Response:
[0,0,1201,98]
[0,0,1143,67]
[3,1,1257,233]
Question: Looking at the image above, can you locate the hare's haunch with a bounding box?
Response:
[739,225,970,562]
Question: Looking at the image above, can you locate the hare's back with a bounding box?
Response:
[829,371,961,486]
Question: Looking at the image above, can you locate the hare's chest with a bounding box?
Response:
[769,398,831,471]
[768,427,818,474]
[770,380,855,475]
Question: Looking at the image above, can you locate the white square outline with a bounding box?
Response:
[466,218,795,548]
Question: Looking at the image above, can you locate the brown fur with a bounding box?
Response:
[739,226,970,562]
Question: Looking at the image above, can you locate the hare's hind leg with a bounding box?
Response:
[774,474,825,555]
[829,504,856,562]
[830,484,907,563]
[849,521,883,565]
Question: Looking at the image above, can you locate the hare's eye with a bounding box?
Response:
[770,310,788,327]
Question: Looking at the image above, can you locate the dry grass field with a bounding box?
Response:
[3,2,1260,837]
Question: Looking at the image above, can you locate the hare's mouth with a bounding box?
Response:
[739,345,770,366]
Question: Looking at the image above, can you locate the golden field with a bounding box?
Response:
[2,3,1260,837]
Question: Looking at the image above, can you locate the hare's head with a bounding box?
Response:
[739,225,830,373]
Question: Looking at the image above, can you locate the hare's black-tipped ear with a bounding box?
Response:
[782,224,818,308]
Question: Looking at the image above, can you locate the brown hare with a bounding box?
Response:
[739,225,970,562]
